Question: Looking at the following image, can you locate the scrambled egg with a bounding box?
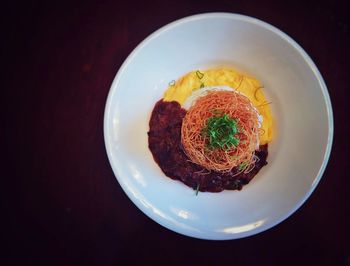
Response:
[164,68,273,144]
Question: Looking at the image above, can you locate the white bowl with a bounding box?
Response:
[104,13,333,240]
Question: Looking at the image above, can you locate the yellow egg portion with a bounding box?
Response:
[163,68,273,144]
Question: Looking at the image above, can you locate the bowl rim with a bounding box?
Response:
[103,12,334,240]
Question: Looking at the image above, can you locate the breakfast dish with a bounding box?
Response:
[105,13,332,239]
[148,68,274,192]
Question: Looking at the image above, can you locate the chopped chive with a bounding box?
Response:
[238,162,248,171]
[195,184,200,196]
[254,86,262,101]
[202,114,240,150]
[195,70,204,79]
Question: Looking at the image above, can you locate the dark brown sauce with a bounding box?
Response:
[148,99,268,192]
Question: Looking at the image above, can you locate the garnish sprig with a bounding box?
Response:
[202,113,240,150]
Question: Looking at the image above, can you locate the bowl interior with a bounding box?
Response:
[104,13,333,239]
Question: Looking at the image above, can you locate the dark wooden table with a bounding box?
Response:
[3,1,349,265]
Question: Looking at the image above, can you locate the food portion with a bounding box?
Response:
[148,100,268,192]
[182,90,261,173]
[148,68,273,193]
[164,68,273,144]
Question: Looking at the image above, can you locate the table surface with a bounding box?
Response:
[2,1,350,265]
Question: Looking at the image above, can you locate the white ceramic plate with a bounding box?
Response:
[104,13,333,240]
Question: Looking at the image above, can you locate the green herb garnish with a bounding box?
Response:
[254,86,262,101]
[202,113,240,150]
[195,184,200,196]
[196,70,204,79]
[238,162,248,171]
